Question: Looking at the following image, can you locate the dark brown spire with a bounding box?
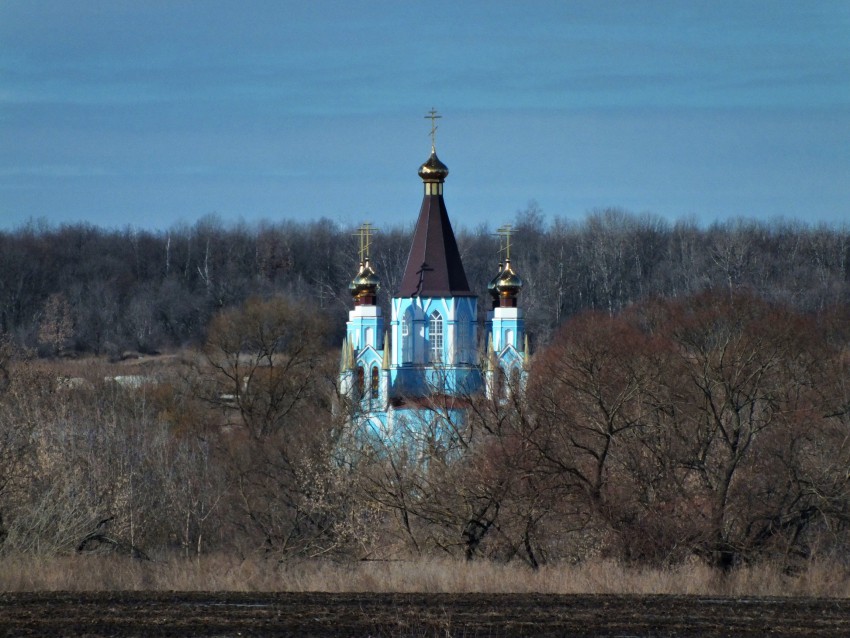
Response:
[399,150,473,298]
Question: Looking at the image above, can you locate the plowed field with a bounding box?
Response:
[2,591,850,636]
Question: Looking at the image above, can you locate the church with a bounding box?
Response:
[340,116,528,444]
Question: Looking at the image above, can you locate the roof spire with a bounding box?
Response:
[382,332,390,369]
[400,114,472,298]
[339,336,349,372]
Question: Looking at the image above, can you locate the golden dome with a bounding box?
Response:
[418,150,449,182]
[349,260,380,303]
[495,260,523,299]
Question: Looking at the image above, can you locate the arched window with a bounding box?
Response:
[356,365,365,398]
[371,366,379,399]
[505,328,514,348]
[402,308,413,364]
[365,327,374,347]
[510,366,521,394]
[429,311,443,363]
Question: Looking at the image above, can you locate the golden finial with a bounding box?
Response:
[523,334,531,369]
[382,332,390,370]
[425,108,442,151]
[485,334,498,374]
[353,222,374,264]
[340,336,350,372]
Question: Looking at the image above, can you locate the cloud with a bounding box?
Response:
[0,165,122,178]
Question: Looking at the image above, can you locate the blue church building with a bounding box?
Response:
[340,134,528,443]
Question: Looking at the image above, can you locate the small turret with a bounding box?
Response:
[484,226,528,402]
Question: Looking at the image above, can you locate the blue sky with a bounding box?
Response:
[1,1,848,232]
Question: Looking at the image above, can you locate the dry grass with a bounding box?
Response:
[2,554,850,596]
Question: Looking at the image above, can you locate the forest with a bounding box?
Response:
[1,206,850,572]
[2,205,849,356]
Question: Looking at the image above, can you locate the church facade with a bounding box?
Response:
[340,136,528,443]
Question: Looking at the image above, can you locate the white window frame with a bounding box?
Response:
[429,311,443,363]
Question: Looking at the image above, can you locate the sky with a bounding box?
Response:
[1,0,849,232]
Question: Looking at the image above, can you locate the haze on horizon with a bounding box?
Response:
[1,0,848,233]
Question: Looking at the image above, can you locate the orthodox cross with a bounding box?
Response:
[413,261,433,297]
[497,224,514,262]
[425,108,442,150]
[354,222,374,263]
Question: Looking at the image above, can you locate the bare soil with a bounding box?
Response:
[2,591,850,637]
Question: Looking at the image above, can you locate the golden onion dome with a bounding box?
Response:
[495,260,523,299]
[349,260,380,301]
[418,150,449,182]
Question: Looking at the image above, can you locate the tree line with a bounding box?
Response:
[2,207,850,569]
[2,290,850,570]
[1,207,848,356]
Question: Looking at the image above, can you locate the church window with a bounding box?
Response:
[457,310,469,364]
[510,366,521,393]
[429,311,443,363]
[505,328,514,348]
[356,365,365,398]
[402,309,413,363]
[365,327,374,347]
[371,366,379,399]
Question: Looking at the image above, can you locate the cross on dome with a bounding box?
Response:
[353,222,374,263]
[497,224,514,262]
[425,108,442,151]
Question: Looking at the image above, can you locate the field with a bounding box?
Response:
[4,557,850,636]
[3,591,850,637]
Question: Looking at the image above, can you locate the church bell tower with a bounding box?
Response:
[389,110,482,400]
